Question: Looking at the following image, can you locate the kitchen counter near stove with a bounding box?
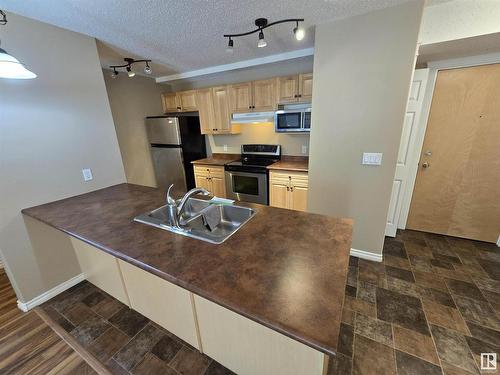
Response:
[22,183,352,375]
[268,156,309,172]
[191,153,240,166]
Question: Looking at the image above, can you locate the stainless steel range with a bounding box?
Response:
[224,144,281,205]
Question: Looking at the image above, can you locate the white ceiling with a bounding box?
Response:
[2,0,454,79]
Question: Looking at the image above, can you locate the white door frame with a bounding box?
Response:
[397,51,500,232]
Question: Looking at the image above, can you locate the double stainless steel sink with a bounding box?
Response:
[134,198,256,244]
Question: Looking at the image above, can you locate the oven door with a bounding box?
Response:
[275,111,302,132]
[225,170,268,205]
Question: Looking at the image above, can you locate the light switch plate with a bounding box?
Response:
[362,153,383,166]
[301,145,308,154]
[82,168,93,181]
[223,144,228,152]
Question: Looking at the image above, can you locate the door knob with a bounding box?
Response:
[422,162,430,169]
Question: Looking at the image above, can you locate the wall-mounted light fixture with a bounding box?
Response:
[224,18,305,52]
[0,10,37,79]
[109,57,152,78]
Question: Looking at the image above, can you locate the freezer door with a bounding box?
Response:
[150,146,187,196]
[146,117,181,145]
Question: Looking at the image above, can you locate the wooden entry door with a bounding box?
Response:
[407,64,500,243]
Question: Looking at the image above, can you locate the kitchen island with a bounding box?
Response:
[22,183,352,375]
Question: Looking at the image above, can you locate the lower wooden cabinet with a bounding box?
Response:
[269,171,308,211]
[71,237,130,306]
[118,260,200,350]
[194,165,226,197]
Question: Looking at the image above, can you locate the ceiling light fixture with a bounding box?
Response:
[109,57,152,78]
[224,17,305,50]
[0,10,37,79]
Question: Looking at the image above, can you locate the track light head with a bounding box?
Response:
[293,23,305,41]
[126,66,135,77]
[226,38,234,53]
[257,30,267,48]
[144,62,152,75]
[111,69,119,78]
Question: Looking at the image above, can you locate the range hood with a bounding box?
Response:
[231,111,275,124]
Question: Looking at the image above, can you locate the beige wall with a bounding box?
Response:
[104,70,164,187]
[0,13,126,302]
[207,122,309,156]
[308,1,424,255]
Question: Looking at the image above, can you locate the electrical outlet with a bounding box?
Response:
[223,144,228,152]
[362,153,383,166]
[82,168,93,181]
[301,145,308,154]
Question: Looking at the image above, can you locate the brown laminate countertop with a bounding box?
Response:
[191,153,240,166]
[22,183,352,355]
[268,156,309,172]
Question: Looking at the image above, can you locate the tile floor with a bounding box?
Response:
[39,230,500,375]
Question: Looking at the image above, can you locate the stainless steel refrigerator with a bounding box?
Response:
[145,115,206,197]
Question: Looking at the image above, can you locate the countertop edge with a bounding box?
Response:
[21,208,344,356]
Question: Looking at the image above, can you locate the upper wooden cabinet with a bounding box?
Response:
[277,73,313,104]
[162,90,197,113]
[229,79,277,113]
[212,86,232,133]
[196,88,216,134]
[196,87,240,135]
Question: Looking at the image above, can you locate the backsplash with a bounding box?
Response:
[206,122,310,156]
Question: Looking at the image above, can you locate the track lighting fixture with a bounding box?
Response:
[224,17,304,50]
[0,10,37,79]
[109,57,152,78]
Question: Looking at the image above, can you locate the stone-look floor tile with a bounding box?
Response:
[327,352,352,375]
[447,236,478,251]
[425,234,455,256]
[70,315,111,347]
[466,321,500,347]
[151,335,182,363]
[405,242,434,258]
[383,255,411,270]
[50,282,94,313]
[454,296,500,331]
[413,271,447,292]
[109,307,150,337]
[354,313,392,346]
[359,259,385,273]
[422,300,470,335]
[454,262,489,279]
[409,255,433,273]
[385,265,415,283]
[356,281,376,304]
[393,325,440,365]
[62,302,99,326]
[113,323,165,371]
[478,249,500,264]
[395,350,442,375]
[383,239,408,259]
[465,335,500,364]
[430,259,454,270]
[169,346,211,375]
[433,252,462,264]
[472,277,500,293]
[397,229,426,241]
[477,259,500,281]
[344,296,376,318]
[42,306,75,333]
[445,278,487,301]
[106,358,130,375]
[341,308,356,326]
[349,257,359,267]
[347,266,358,288]
[417,286,456,308]
[132,353,177,375]
[430,324,478,374]
[82,291,107,308]
[345,285,357,297]
[358,266,386,287]
[441,361,478,375]
[204,360,235,375]
[88,326,130,363]
[91,296,126,319]
[352,334,396,375]
[386,276,420,298]
[376,288,430,336]
[433,266,473,282]
[338,323,354,357]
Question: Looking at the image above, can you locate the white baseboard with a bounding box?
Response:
[17,273,85,312]
[350,248,383,262]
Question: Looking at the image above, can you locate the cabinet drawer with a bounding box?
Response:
[194,165,224,178]
[207,166,224,178]
[194,165,211,177]
[270,171,308,183]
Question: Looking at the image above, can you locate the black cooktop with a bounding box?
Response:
[225,144,281,173]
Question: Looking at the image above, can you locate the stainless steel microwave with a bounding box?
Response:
[274,104,311,133]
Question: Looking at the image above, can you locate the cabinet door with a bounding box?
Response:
[177,90,197,111]
[118,260,200,349]
[210,176,226,198]
[299,73,313,101]
[290,185,308,212]
[229,83,252,113]
[269,180,290,209]
[195,174,211,191]
[162,93,179,113]
[196,89,215,134]
[252,79,276,111]
[277,76,299,103]
[212,86,232,133]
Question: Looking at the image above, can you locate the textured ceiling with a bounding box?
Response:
[1,0,444,77]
